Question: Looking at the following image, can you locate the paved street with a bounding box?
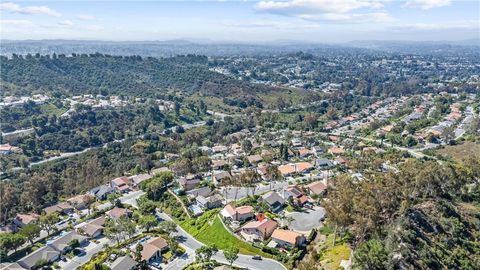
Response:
[286,206,326,234]
[59,237,111,270]
[156,212,286,270]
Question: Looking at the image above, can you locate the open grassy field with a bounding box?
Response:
[435,142,480,162]
[179,210,271,257]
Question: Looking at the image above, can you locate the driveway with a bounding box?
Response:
[120,190,144,208]
[286,206,326,234]
[97,190,145,211]
[58,237,111,270]
[156,211,286,270]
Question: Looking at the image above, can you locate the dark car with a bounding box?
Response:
[252,255,262,260]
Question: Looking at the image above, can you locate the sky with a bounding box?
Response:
[0,0,479,43]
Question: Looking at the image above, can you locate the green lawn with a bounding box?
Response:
[179,211,271,257]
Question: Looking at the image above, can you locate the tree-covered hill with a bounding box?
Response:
[0,53,284,104]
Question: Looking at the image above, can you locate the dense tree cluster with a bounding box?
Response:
[0,53,283,108]
[324,158,480,269]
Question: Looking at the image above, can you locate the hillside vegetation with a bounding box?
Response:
[0,53,304,108]
[321,158,480,270]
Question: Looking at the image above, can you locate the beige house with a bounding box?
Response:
[241,219,278,242]
[271,229,306,248]
[220,204,254,222]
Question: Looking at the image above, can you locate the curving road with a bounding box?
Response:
[156,212,286,270]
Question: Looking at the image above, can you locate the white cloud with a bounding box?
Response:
[0,2,60,17]
[256,0,385,14]
[58,20,74,27]
[403,0,451,10]
[254,0,392,23]
[299,12,394,23]
[1,19,34,28]
[76,14,96,21]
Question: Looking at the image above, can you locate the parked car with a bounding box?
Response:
[252,255,262,260]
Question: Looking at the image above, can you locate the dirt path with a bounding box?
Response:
[167,189,191,218]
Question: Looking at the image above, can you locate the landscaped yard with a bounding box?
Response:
[179,210,271,257]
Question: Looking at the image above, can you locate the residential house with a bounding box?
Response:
[256,165,268,180]
[247,154,263,165]
[110,255,138,270]
[298,148,312,158]
[43,202,74,215]
[311,146,324,157]
[107,207,133,219]
[278,164,296,177]
[291,138,302,148]
[334,156,348,166]
[271,229,306,249]
[67,194,94,210]
[212,170,231,185]
[263,140,278,147]
[212,145,228,154]
[198,146,213,155]
[212,159,228,170]
[150,167,171,176]
[48,231,88,254]
[141,237,168,263]
[282,185,309,206]
[328,147,345,155]
[241,219,278,242]
[260,192,285,212]
[315,159,334,169]
[230,143,244,155]
[220,204,254,223]
[165,153,179,161]
[186,186,214,198]
[89,185,116,201]
[76,216,105,238]
[129,174,152,187]
[306,181,327,196]
[328,136,339,142]
[13,213,39,228]
[111,176,131,193]
[196,194,223,209]
[0,144,21,155]
[110,256,138,270]
[261,149,273,158]
[17,245,60,270]
[294,162,314,174]
[177,174,201,191]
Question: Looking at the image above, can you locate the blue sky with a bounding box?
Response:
[1,1,479,42]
